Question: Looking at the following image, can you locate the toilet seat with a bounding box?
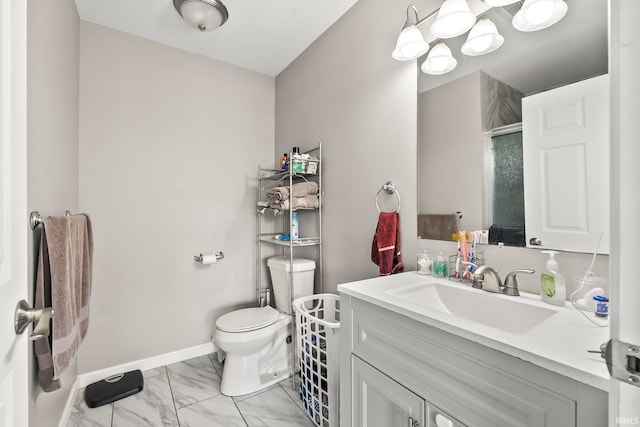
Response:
[216,306,279,333]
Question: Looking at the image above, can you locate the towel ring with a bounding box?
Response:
[375,181,401,213]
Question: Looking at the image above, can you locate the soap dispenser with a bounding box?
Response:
[540,250,566,306]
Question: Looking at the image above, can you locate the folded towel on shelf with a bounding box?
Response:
[265,181,318,202]
[34,214,93,392]
[371,212,404,276]
[270,195,320,211]
[417,213,460,240]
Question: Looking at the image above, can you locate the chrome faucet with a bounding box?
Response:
[471,266,534,296]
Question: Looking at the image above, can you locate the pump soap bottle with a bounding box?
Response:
[540,250,566,306]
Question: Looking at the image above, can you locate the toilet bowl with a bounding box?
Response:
[213,257,315,396]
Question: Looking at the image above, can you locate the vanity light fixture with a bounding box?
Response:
[393,0,568,75]
[430,0,477,39]
[392,6,430,61]
[512,0,568,32]
[173,0,229,32]
[461,18,504,56]
[421,42,458,75]
[482,0,520,6]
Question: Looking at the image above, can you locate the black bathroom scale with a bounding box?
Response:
[84,369,144,408]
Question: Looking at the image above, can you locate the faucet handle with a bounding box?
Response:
[503,269,535,296]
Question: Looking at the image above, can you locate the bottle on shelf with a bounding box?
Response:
[279,153,289,171]
[291,211,299,240]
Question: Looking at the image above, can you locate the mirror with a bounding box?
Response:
[417,0,608,245]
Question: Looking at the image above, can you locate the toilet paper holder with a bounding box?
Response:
[194,252,224,263]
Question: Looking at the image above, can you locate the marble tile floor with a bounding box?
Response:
[67,353,316,427]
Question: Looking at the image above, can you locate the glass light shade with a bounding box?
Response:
[430,0,476,39]
[461,18,504,56]
[421,42,458,75]
[179,0,227,32]
[392,25,430,61]
[482,0,519,6]
[512,0,567,32]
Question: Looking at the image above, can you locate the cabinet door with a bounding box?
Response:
[352,355,425,427]
[522,74,609,253]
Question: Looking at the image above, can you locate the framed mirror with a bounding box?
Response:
[416,0,607,246]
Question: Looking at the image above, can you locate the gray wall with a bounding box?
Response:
[27,0,80,425]
[418,72,485,231]
[275,0,419,292]
[77,22,275,374]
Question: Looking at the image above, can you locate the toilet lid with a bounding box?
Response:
[216,306,279,332]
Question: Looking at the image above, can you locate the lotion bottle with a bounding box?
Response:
[540,250,566,306]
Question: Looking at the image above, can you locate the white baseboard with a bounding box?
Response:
[58,377,80,427]
[77,342,216,388]
[59,342,216,427]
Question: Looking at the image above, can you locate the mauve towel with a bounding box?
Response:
[269,195,320,211]
[371,212,404,276]
[265,181,318,202]
[34,214,93,392]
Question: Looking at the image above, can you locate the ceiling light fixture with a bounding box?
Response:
[393,0,568,75]
[173,0,229,32]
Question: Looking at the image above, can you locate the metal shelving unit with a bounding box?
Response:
[255,143,323,307]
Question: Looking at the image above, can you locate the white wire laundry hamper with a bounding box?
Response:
[292,293,340,427]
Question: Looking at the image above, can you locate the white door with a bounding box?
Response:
[609,0,640,424]
[522,74,610,254]
[0,0,28,426]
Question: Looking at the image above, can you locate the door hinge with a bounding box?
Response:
[593,339,640,387]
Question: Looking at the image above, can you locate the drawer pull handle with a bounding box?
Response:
[408,417,419,427]
[435,413,454,427]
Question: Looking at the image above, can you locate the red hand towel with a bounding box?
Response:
[371,212,404,276]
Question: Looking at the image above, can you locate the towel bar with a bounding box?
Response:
[375,181,401,213]
[30,210,72,230]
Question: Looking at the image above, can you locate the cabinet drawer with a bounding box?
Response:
[350,300,575,427]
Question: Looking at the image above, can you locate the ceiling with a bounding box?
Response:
[74,0,359,77]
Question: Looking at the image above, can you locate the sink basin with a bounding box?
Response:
[385,281,558,333]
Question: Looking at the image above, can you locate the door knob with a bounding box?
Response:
[14,299,53,340]
[529,237,542,246]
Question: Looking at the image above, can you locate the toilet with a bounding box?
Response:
[213,256,315,396]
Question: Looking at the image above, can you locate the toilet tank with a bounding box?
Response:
[267,256,316,314]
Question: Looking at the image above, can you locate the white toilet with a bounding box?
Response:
[213,256,315,396]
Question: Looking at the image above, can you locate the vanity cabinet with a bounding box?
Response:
[353,355,465,427]
[340,295,607,427]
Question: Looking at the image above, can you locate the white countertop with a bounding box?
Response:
[337,272,610,392]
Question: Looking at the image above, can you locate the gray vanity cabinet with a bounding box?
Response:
[352,355,425,427]
[340,295,607,427]
[352,354,465,427]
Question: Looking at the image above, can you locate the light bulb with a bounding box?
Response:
[525,0,554,26]
[468,34,493,53]
[421,43,457,75]
[430,57,450,73]
[392,26,429,61]
[461,18,504,56]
